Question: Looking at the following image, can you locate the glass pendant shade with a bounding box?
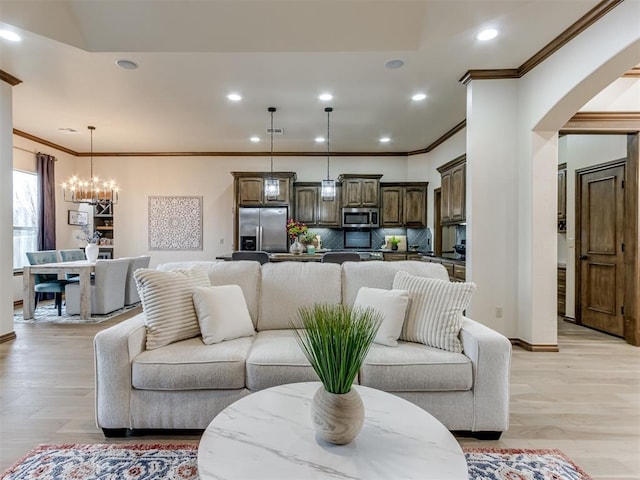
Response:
[62,126,119,206]
[265,107,280,200]
[264,177,280,200]
[321,179,336,201]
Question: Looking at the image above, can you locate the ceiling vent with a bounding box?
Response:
[266,128,284,134]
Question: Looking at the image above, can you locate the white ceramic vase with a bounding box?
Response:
[85,243,99,263]
[311,386,364,445]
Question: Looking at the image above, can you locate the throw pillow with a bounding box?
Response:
[353,287,410,347]
[134,267,211,350]
[193,285,255,345]
[393,270,476,353]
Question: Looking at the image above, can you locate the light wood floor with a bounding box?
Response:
[1,312,639,479]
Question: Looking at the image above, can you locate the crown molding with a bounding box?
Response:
[623,67,640,78]
[407,120,466,156]
[13,129,78,156]
[561,112,640,132]
[460,0,624,85]
[0,69,22,86]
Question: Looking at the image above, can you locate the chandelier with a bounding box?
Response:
[264,107,280,200]
[62,126,119,205]
[321,107,336,201]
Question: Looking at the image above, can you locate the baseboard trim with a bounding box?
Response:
[563,316,576,324]
[509,338,559,352]
[14,300,23,308]
[0,331,17,343]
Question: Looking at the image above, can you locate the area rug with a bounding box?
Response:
[13,303,141,324]
[0,444,592,479]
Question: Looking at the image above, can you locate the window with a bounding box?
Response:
[13,170,38,269]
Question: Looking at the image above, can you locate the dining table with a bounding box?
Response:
[23,260,96,320]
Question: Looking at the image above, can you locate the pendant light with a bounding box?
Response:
[264,107,280,200]
[62,126,119,206]
[321,107,336,201]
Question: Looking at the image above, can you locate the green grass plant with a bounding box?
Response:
[291,304,382,394]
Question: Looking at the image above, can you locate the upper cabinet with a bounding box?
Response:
[232,172,296,207]
[338,174,382,208]
[294,182,342,227]
[558,163,567,232]
[437,155,466,225]
[380,183,428,228]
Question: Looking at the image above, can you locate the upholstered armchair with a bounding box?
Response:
[123,255,151,306]
[25,250,69,316]
[65,258,129,315]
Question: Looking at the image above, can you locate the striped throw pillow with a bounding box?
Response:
[393,270,476,353]
[134,267,211,350]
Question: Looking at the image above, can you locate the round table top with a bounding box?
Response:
[198,382,468,480]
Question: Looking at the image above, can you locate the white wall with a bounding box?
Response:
[558,134,628,319]
[1,81,14,338]
[581,77,640,111]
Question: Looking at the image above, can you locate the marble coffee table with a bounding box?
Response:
[198,382,468,479]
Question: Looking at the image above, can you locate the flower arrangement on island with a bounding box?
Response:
[286,219,308,240]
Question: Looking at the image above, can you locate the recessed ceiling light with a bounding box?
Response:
[250,136,260,143]
[58,128,78,134]
[315,136,325,143]
[0,30,21,42]
[227,93,242,102]
[115,59,138,70]
[477,28,499,41]
[412,93,427,101]
[384,59,405,69]
[380,137,391,143]
[318,93,333,101]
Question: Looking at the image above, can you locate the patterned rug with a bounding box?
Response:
[0,444,592,479]
[13,303,141,324]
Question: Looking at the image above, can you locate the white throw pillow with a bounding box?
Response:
[134,267,211,350]
[193,285,255,345]
[393,271,476,353]
[353,287,410,347]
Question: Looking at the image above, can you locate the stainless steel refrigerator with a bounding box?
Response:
[238,207,288,253]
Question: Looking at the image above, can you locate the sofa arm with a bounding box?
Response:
[94,312,146,431]
[460,317,512,432]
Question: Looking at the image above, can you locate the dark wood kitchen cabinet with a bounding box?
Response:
[380,183,428,227]
[339,174,382,208]
[437,155,466,225]
[232,172,296,206]
[293,182,341,227]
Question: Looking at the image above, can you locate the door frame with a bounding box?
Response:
[574,132,639,345]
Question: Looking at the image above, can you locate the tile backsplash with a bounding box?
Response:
[307,227,433,251]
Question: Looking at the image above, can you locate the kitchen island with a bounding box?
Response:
[215,251,384,262]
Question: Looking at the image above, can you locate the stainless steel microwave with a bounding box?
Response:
[342,208,379,228]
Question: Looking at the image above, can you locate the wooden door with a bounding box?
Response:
[441,172,451,223]
[361,179,379,207]
[264,177,291,205]
[381,186,403,227]
[318,184,341,226]
[577,162,625,337]
[404,185,427,227]
[237,177,263,205]
[295,185,318,225]
[343,179,363,207]
[450,163,466,223]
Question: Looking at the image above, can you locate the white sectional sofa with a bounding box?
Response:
[94,260,511,439]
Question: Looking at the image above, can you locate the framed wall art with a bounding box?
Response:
[68,210,89,226]
[148,196,203,250]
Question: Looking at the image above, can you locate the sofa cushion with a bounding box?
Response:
[342,261,450,307]
[258,262,342,330]
[158,261,261,328]
[354,287,409,347]
[394,271,476,353]
[132,336,253,390]
[134,266,211,350]
[246,330,320,390]
[193,285,255,345]
[360,341,472,392]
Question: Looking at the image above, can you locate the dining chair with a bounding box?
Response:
[64,258,129,315]
[123,255,151,306]
[231,251,270,264]
[320,252,361,264]
[25,250,70,316]
[58,249,87,282]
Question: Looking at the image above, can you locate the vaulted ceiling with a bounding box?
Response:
[0,1,614,154]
